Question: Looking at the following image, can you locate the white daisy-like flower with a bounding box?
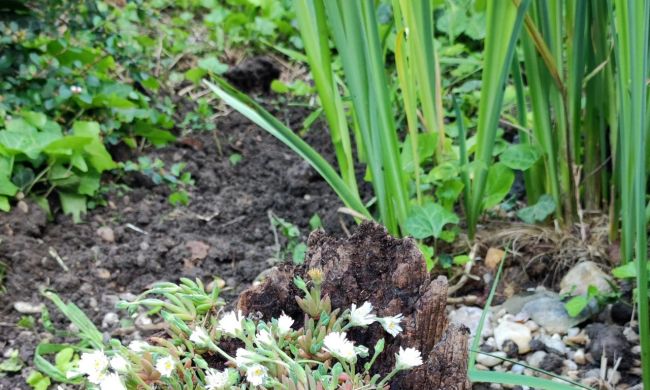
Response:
[245,364,268,387]
[70,85,83,94]
[277,312,294,335]
[235,348,257,367]
[109,355,129,373]
[205,368,230,390]
[378,314,403,337]
[395,347,423,370]
[217,310,244,336]
[323,332,357,362]
[128,340,150,353]
[255,328,274,346]
[349,301,377,327]
[189,327,211,347]
[155,355,176,377]
[99,372,126,390]
[78,350,109,384]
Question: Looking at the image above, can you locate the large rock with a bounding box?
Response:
[560,261,612,296]
[499,290,598,334]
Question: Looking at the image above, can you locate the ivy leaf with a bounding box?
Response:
[499,144,541,171]
[0,196,9,212]
[0,175,19,196]
[58,192,87,223]
[517,194,556,224]
[483,163,514,209]
[404,202,459,239]
[198,57,228,75]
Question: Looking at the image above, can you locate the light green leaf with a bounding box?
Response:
[26,370,51,390]
[198,57,228,74]
[20,111,47,129]
[483,163,514,209]
[185,67,208,84]
[0,350,23,372]
[612,262,637,279]
[78,173,100,196]
[0,196,9,212]
[499,144,541,170]
[0,175,18,196]
[72,121,101,138]
[404,202,459,239]
[58,192,87,223]
[516,194,556,224]
[565,295,589,317]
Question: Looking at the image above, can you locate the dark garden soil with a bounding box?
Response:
[0,102,355,388]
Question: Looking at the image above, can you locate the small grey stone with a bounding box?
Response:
[526,350,547,368]
[563,359,578,372]
[118,292,137,301]
[510,364,525,375]
[538,334,567,355]
[102,312,119,328]
[96,226,115,243]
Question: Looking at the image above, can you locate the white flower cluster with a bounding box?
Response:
[72,341,180,389]
[73,351,127,390]
[349,301,404,337]
[69,300,420,389]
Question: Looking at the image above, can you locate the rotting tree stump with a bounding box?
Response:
[237,222,470,389]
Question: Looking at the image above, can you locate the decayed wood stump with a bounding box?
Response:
[237,222,470,389]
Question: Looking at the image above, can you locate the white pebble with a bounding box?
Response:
[524,320,539,332]
[573,348,587,365]
[624,327,640,343]
[476,351,507,368]
[632,346,642,355]
[495,321,532,354]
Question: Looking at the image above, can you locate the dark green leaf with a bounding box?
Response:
[516,194,555,224]
[499,144,541,170]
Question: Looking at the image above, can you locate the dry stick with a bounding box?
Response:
[48,247,69,272]
[338,216,351,238]
[447,243,480,295]
[574,166,587,242]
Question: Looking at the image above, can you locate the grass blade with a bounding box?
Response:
[204,79,371,219]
